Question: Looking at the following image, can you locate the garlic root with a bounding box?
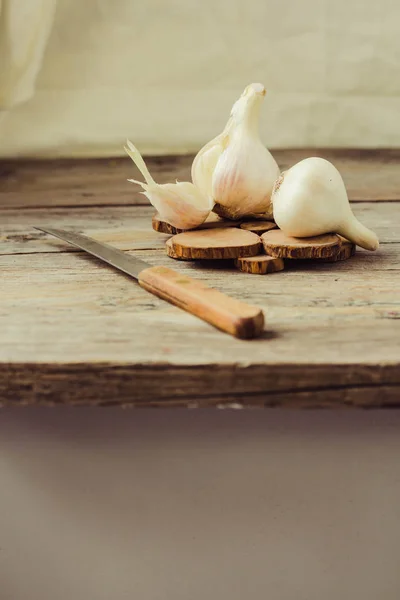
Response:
[213,202,274,221]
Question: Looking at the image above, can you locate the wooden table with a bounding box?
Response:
[1,150,399,407]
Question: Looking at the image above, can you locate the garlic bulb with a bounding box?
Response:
[192,83,280,220]
[272,157,379,251]
[125,140,213,230]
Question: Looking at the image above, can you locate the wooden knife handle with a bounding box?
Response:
[138,266,264,339]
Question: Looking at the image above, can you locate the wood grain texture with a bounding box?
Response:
[1,203,398,256]
[139,266,265,339]
[0,152,399,407]
[1,236,399,407]
[240,221,278,234]
[235,255,285,274]
[262,231,342,259]
[1,364,399,407]
[1,149,399,209]
[169,228,262,260]
[321,237,357,262]
[165,237,184,260]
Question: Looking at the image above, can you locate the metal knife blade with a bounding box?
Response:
[35,227,150,279]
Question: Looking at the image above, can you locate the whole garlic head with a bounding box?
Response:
[192,83,280,221]
[272,157,379,251]
[125,140,212,230]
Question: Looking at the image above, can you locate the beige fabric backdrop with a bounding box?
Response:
[0,0,400,157]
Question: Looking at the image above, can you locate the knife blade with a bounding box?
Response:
[35,227,265,339]
[36,226,153,279]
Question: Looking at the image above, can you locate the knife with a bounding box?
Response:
[35,227,265,339]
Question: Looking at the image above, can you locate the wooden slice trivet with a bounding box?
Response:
[152,214,185,235]
[240,221,278,235]
[321,236,356,262]
[261,230,341,259]
[168,228,262,260]
[235,255,284,274]
[165,237,193,260]
[152,212,240,235]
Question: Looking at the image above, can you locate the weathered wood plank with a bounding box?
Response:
[1,364,399,407]
[0,206,169,254]
[0,229,399,406]
[0,153,399,407]
[0,203,398,256]
[0,149,399,208]
[1,243,399,311]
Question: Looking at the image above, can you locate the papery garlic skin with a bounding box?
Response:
[191,117,233,200]
[125,140,212,230]
[135,181,213,230]
[272,157,379,251]
[191,132,227,200]
[210,83,280,220]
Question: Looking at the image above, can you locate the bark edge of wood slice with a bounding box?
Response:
[169,228,262,260]
[261,230,341,259]
[235,255,285,274]
[320,236,356,262]
[165,237,193,260]
[152,214,185,235]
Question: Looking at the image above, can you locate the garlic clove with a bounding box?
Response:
[211,83,280,220]
[125,140,212,230]
[272,157,379,251]
[191,131,228,200]
[133,181,214,231]
[191,108,234,201]
[191,83,279,221]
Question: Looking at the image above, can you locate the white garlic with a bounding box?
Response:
[272,157,379,251]
[125,140,213,230]
[191,115,233,200]
[192,83,280,221]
